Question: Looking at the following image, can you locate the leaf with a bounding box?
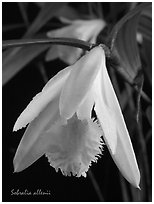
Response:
[134,72,144,123]
[142,38,152,84]
[18,2,29,27]
[139,7,152,41]
[2,24,26,32]
[109,2,151,48]
[141,4,152,18]
[108,3,151,79]
[119,174,130,201]
[34,2,46,8]
[114,14,141,79]
[146,106,152,126]
[24,2,67,37]
[2,43,50,86]
[54,4,80,20]
[2,3,67,86]
[109,2,130,23]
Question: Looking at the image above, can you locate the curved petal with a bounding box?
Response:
[110,131,140,188]
[45,46,59,61]
[47,24,77,39]
[93,51,117,154]
[46,45,81,64]
[59,46,104,119]
[13,67,71,131]
[93,49,140,187]
[77,91,95,120]
[13,96,61,172]
[58,46,81,65]
[59,17,73,24]
[94,89,117,154]
[46,19,106,64]
[82,19,106,43]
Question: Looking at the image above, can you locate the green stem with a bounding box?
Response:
[2,38,94,51]
[88,2,95,18]
[37,61,48,83]
[137,119,151,201]
[97,2,103,19]
[18,3,29,27]
[2,38,152,104]
[119,174,130,201]
[2,24,26,32]
[88,170,104,201]
[109,64,151,104]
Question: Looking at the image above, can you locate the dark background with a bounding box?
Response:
[2,2,152,202]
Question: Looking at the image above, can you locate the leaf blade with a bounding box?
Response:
[2,43,50,85]
[114,14,141,79]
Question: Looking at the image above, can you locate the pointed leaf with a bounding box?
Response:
[109,2,151,48]
[139,14,152,41]
[25,3,67,37]
[3,3,67,85]
[142,38,152,84]
[146,106,152,126]
[108,3,151,79]
[3,44,50,85]
[114,14,141,79]
[54,4,80,20]
[141,4,152,19]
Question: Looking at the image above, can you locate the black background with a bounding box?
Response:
[2,2,152,202]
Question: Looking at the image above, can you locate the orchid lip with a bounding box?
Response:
[13,45,140,188]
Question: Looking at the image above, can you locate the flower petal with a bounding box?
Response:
[94,91,117,154]
[13,67,71,131]
[13,96,61,172]
[93,49,140,187]
[45,46,59,61]
[46,115,103,177]
[59,46,104,119]
[93,50,117,154]
[46,19,106,64]
[77,91,95,120]
[111,131,140,188]
[47,24,76,39]
[46,45,81,64]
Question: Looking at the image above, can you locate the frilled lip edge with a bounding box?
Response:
[45,113,104,178]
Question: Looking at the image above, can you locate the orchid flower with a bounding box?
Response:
[46,18,106,64]
[13,46,140,188]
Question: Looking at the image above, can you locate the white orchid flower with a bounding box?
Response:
[13,46,140,188]
[46,18,106,64]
